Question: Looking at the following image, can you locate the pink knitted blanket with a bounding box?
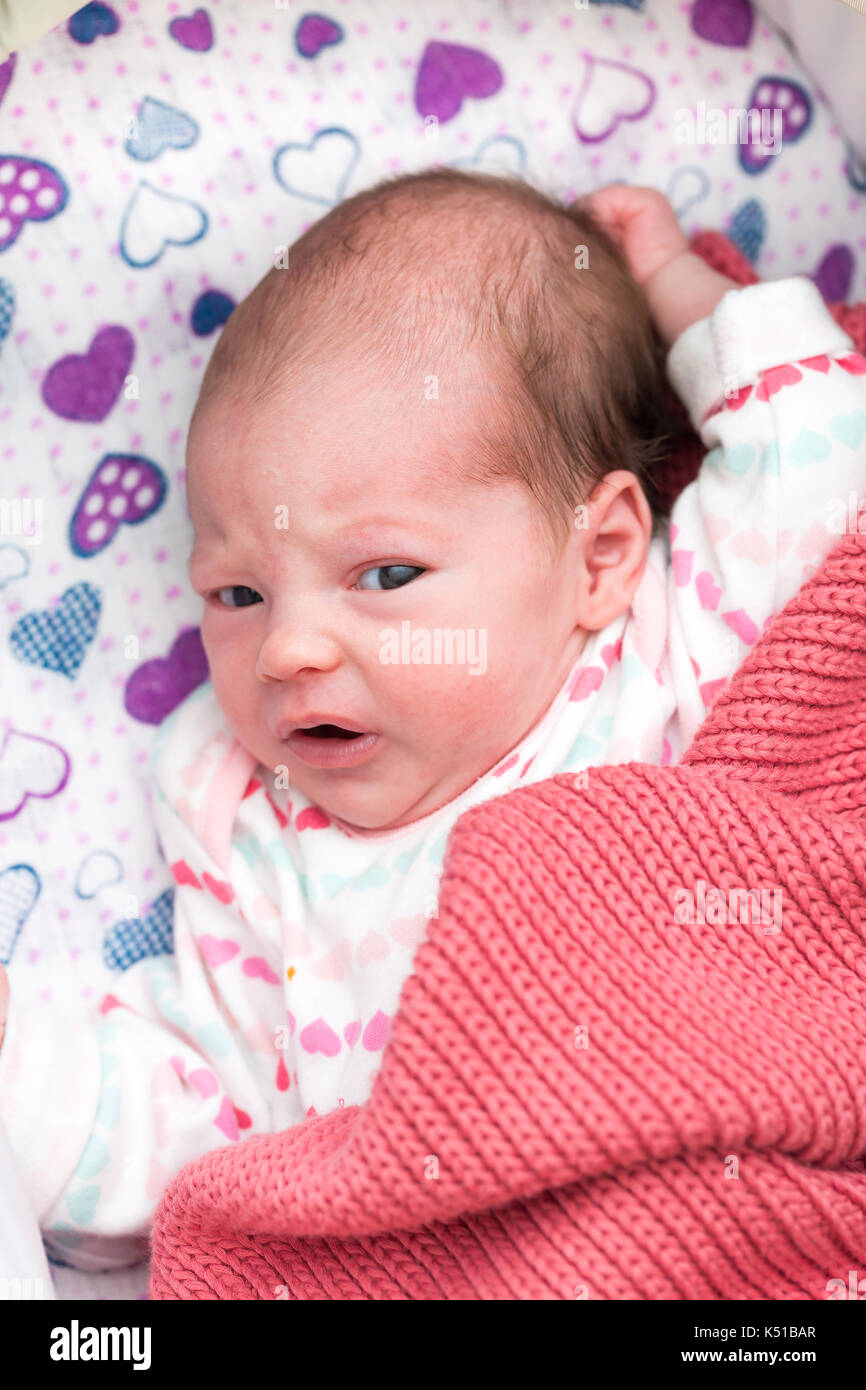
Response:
[149,529,866,1300]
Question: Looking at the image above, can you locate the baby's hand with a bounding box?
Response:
[577,183,739,349]
[0,963,7,1053]
[577,183,688,289]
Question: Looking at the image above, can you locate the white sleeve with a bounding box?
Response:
[666,276,865,701]
[0,787,277,1272]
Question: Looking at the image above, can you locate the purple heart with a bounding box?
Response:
[69,454,167,557]
[692,0,754,48]
[41,325,135,422]
[738,76,812,174]
[0,54,16,108]
[124,627,209,725]
[169,7,214,52]
[0,155,68,253]
[812,244,855,303]
[414,41,503,125]
[295,13,343,59]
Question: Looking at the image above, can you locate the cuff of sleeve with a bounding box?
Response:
[666,277,855,430]
[0,991,101,1223]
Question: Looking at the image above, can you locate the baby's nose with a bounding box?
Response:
[255,602,343,683]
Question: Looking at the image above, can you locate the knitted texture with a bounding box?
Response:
[148,241,866,1300]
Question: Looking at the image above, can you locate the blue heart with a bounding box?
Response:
[830,411,866,450]
[119,182,208,269]
[0,278,14,353]
[272,126,361,206]
[566,732,603,764]
[65,1186,101,1227]
[667,165,711,219]
[722,444,756,476]
[450,134,527,178]
[194,1021,233,1057]
[846,145,866,194]
[126,96,199,161]
[427,831,450,865]
[789,429,832,468]
[621,652,644,687]
[75,1135,110,1180]
[68,2,119,44]
[103,887,174,970]
[93,1085,121,1131]
[10,582,101,679]
[320,872,346,897]
[191,289,236,336]
[759,442,780,475]
[727,199,766,263]
[0,864,40,964]
[354,863,389,890]
[393,843,424,874]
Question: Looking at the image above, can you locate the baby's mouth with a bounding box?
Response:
[283,723,381,770]
[301,724,364,740]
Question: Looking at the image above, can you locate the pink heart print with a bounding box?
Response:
[695,572,722,610]
[242,956,281,984]
[197,934,239,967]
[296,806,330,831]
[300,1017,342,1056]
[0,155,68,252]
[568,665,605,702]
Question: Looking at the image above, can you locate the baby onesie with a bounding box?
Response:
[1,276,864,1270]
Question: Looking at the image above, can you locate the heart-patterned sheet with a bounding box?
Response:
[0,0,863,1300]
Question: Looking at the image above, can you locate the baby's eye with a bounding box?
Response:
[356,564,425,591]
[213,585,262,609]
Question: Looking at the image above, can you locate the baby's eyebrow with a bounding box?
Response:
[330,515,442,541]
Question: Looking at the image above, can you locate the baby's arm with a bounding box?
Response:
[664,276,863,646]
[0,793,280,1270]
[584,182,866,723]
[579,184,739,348]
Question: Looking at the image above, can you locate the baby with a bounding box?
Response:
[1,170,864,1270]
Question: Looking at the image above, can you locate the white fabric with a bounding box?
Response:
[759,0,866,159]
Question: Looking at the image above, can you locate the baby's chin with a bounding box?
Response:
[279,759,471,834]
[300,779,452,834]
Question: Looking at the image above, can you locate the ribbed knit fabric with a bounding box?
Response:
[148,243,866,1300]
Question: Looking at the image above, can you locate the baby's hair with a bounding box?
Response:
[191,167,672,549]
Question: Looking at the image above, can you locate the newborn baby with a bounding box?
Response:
[1,170,864,1270]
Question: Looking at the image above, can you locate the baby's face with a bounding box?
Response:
[186,351,589,831]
